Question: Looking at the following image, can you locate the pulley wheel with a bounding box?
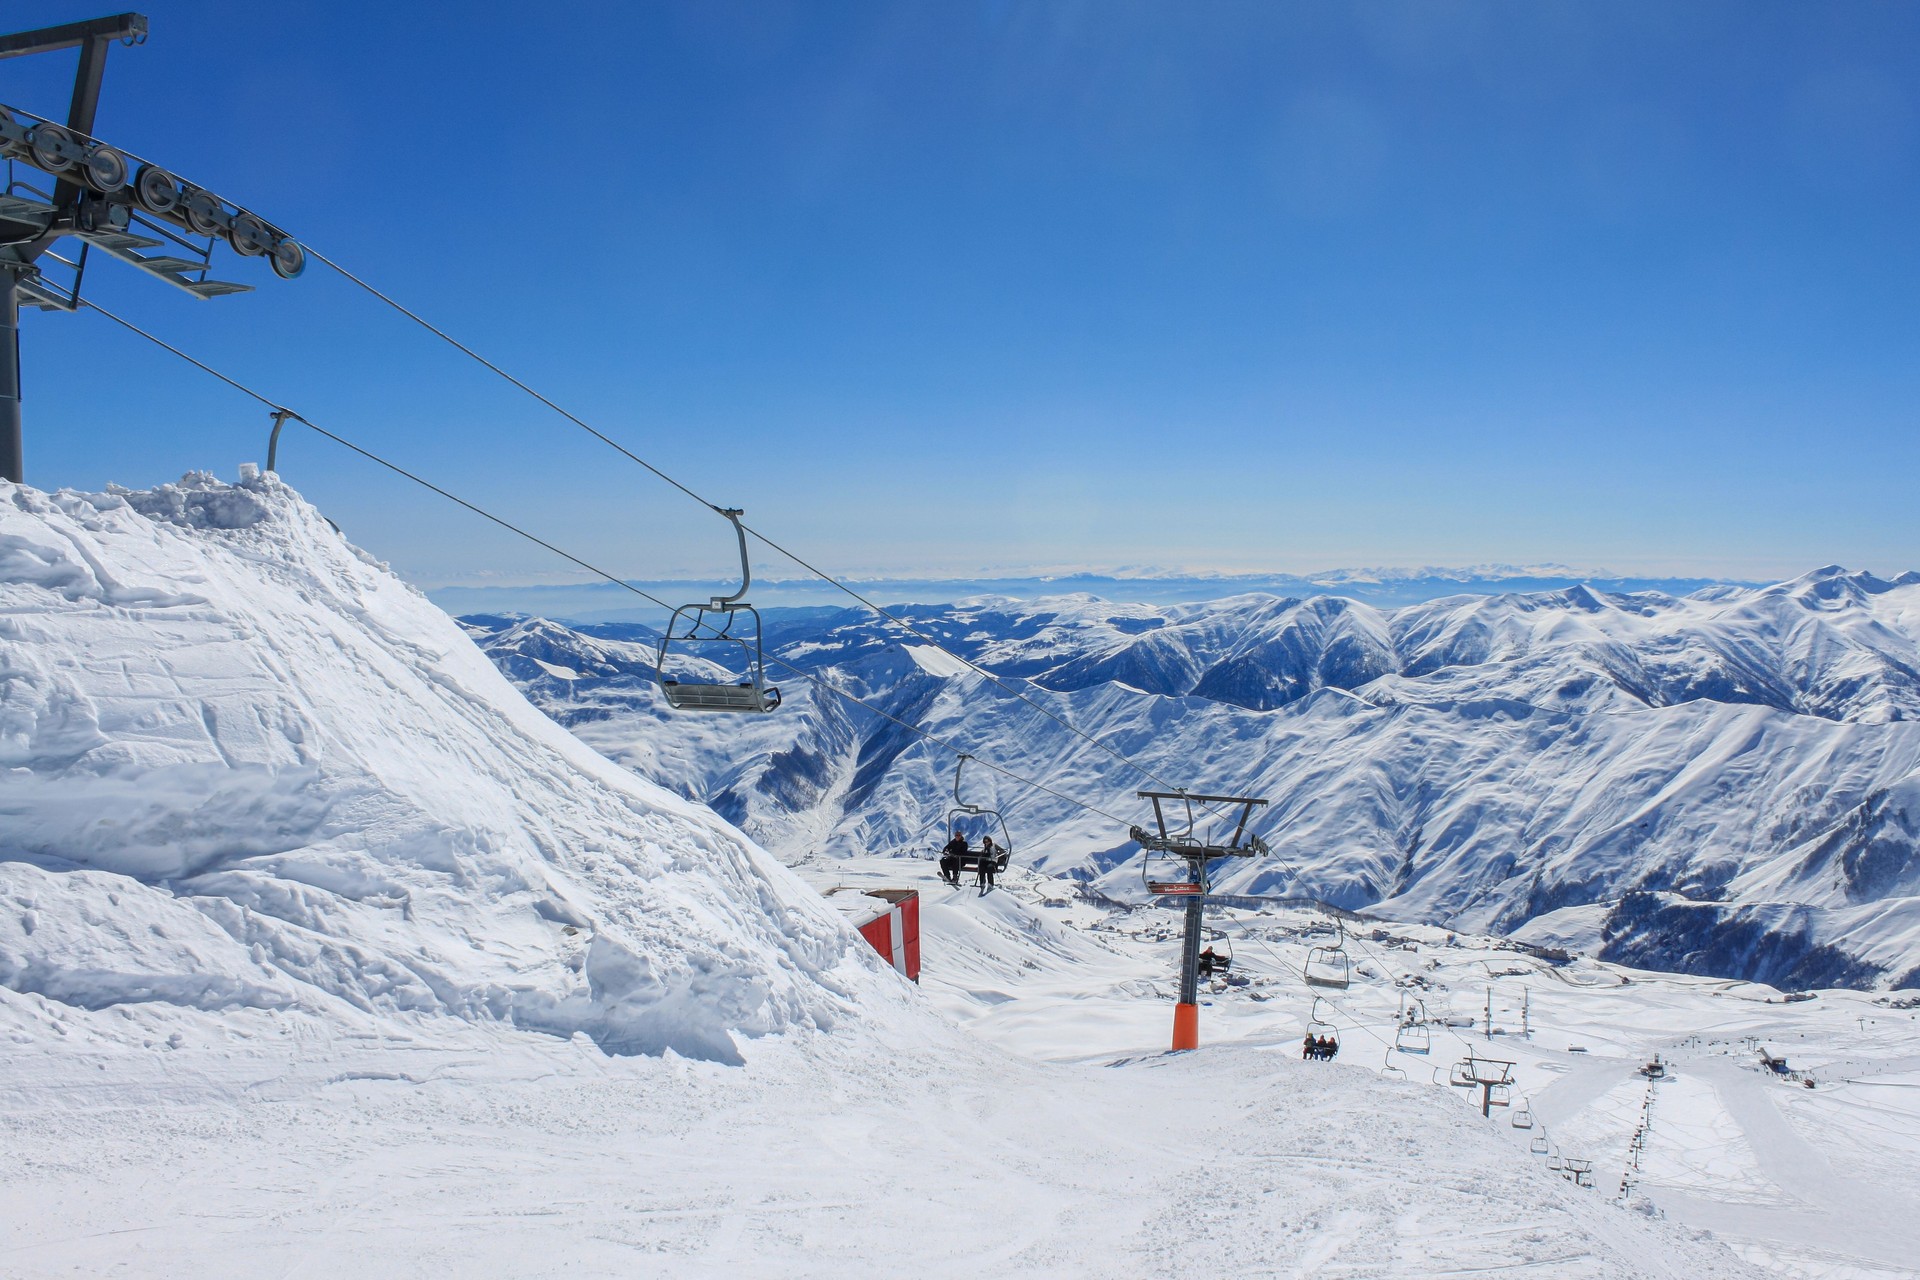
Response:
[228,212,270,256]
[180,186,223,236]
[81,145,129,194]
[269,237,306,280]
[26,123,74,173]
[133,164,180,214]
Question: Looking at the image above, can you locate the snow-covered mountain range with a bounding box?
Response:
[467,569,1920,991]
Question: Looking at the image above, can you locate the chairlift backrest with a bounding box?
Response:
[653,508,780,714]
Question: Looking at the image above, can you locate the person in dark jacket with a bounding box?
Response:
[941,833,968,886]
[1302,1032,1317,1060]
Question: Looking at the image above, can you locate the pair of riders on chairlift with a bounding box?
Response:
[939,832,999,890]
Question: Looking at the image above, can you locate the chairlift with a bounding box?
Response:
[1139,791,1206,896]
[652,508,781,713]
[1380,1047,1406,1082]
[1529,1130,1550,1156]
[1546,1154,1565,1172]
[1448,1059,1476,1089]
[1394,994,1431,1055]
[1143,847,1205,896]
[944,754,1013,875]
[1306,996,1339,1052]
[1303,918,1352,990]
[1198,926,1234,979]
[1511,1100,1534,1130]
[1488,1082,1513,1109]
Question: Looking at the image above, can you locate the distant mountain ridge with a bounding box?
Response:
[465,566,1920,992]
[432,566,1758,619]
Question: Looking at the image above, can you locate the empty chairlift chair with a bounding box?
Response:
[1303,919,1352,990]
[1511,1099,1534,1130]
[1394,993,1431,1055]
[653,508,782,714]
[1143,848,1205,896]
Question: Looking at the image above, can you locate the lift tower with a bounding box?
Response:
[0,13,304,484]
[1130,790,1268,1051]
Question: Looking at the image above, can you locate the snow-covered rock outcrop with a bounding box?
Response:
[0,473,892,1061]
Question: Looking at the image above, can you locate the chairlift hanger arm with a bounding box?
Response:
[710,506,750,606]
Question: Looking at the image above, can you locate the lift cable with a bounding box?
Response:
[304,247,1205,802]
[80,298,1130,830]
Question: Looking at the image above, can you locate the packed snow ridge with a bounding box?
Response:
[0,471,902,1062]
[471,567,1920,992]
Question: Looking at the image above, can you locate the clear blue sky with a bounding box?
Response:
[5,1,1916,589]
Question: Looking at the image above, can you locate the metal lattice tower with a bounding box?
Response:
[1130,790,1268,1051]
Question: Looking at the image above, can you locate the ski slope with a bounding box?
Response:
[818,853,1920,1279]
[0,474,1785,1277]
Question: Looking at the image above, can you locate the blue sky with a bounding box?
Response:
[4,1,1916,590]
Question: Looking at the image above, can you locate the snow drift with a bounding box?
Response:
[0,472,892,1061]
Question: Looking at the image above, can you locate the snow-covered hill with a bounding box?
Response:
[0,472,890,1062]
[469,571,1920,991]
[0,473,1768,1277]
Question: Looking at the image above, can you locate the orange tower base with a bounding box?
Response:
[1171,1002,1199,1051]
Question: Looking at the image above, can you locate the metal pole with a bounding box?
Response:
[1178,890,1203,1007]
[1171,860,1204,1050]
[0,268,20,484]
[266,409,294,473]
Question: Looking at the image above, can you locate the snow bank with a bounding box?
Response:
[0,473,898,1060]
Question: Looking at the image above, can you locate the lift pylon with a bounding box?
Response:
[1127,790,1268,1052]
[0,13,305,484]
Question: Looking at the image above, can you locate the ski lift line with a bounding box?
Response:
[300,246,713,515]
[302,246,1225,811]
[76,300,1134,831]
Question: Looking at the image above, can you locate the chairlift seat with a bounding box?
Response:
[1304,951,1351,989]
[1395,1021,1431,1055]
[653,508,782,716]
[661,679,782,713]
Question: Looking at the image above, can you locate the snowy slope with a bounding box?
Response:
[470,573,1920,990]
[0,473,1767,1278]
[0,473,891,1062]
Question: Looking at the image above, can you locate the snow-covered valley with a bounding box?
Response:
[3,474,1916,1278]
